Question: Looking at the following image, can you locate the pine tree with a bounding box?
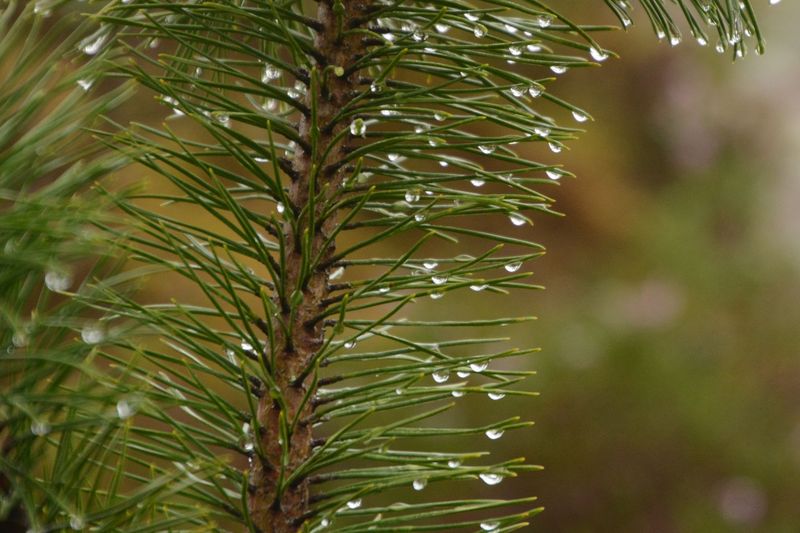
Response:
[1,1,767,531]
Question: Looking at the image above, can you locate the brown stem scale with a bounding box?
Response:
[248,2,373,531]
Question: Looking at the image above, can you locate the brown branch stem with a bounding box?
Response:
[247,2,373,531]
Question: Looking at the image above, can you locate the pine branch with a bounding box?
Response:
[1,0,775,531]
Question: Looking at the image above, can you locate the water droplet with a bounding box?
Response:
[434,23,450,34]
[479,472,504,485]
[412,478,427,491]
[470,361,488,372]
[548,142,562,153]
[546,169,562,180]
[77,79,94,91]
[465,12,481,22]
[508,45,523,57]
[488,392,506,401]
[528,85,543,98]
[509,214,526,227]
[447,459,461,468]
[378,286,391,294]
[12,331,29,348]
[241,340,254,352]
[116,399,135,419]
[259,63,280,83]
[504,262,522,273]
[162,96,184,117]
[412,30,427,42]
[510,85,526,98]
[480,521,500,531]
[45,270,72,292]
[589,47,608,61]
[523,42,540,53]
[696,35,708,46]
[388,153,400,162]
[572,111,588,123]
[216,113,230,127]
[432,370,450,383]
[431,275,448,285]
[478,145,496,154]
[276,202,285,214]
[456,369,471,378]
[69,515,85,530]
[414,213,425,222]
[534,126,551,137]
[350,119,366,137]
[433,112,447,122]
[346,499,362,509]
[321,518,331,527]
[226,348,239,367]
[31,421,51,436]
[536,15,553,28]
[33,1,52,17]
[670,35,682,46]
[81,324,105,344]
[485,428,504,440]
[423,261,438,270]
[80,31,108,56]
[550,65,568,74]
[430,291,444,300]
[770,0,781,4]
[470,178,485,187]
[395,388,403,395]
[405,190,420,203]
[329,266,345,280]
[344,340,357,349]
[473,24,488,38]
[470,284,488,292]
[451,389,465,397]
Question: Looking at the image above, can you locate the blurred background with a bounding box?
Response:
[514,3,800,531]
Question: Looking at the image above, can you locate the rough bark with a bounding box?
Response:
[248,2,372,531]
